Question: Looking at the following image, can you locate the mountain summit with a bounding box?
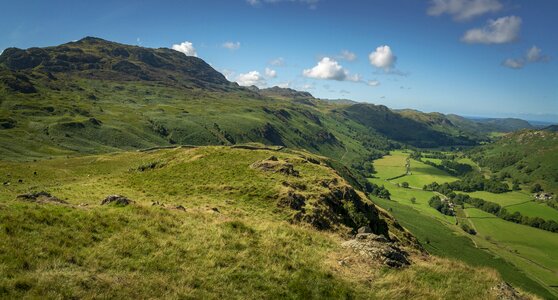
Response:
[0,36,236,91]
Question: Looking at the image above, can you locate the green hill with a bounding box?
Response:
[0,37,478,167]
[0,146,531,299]
[468,129,558,193]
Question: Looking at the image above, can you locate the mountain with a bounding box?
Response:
[447,114,534,134]
[0,37,476,172]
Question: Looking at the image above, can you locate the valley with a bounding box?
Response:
[369,150,558,298]
[0,36,556,299]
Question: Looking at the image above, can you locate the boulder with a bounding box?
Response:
[342,233,410,268]
[101,195,134,206]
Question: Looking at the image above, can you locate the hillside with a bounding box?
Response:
[0,145,529,298]
[468,129,558,193]
[446,114,533,134]
[0,37,479,169]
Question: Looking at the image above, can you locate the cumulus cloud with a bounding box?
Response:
[270,57,285,66]
[502,58,524,69]
[236,71,267,87]
[427,0,502,21]
[461,16,521,44]
[339,50,357,61]
[264,67,277,78]
[303,57,360,81]
[526,46,547,63]
[369,45,397,70]
[247,0,319,9]
[277,82,290,88]
[367,80,380,87]
[222,41,240,50]
[172,41,197,57]
[502,46,550,69]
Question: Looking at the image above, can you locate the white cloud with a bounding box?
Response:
[265,67,277,78]
[171,41,197,57]
[236,71,267,87]
[526,46,546,62]
[502,46,549,69]
[369,45,397,70]
[301,83,314,90]
[277,82,290,88]
[461,16,521,44]
[270,57,285,66]
[427,0,502,21]
[303,57,355,81]
[339,50,357,61]
[502,58,524,69]
[367,80,381,87]
[247,0,319,9]
[222,41,240,50]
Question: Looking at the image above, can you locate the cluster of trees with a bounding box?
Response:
[365,182,391,200]
[460,223,476,235]
[423,159,473,176]
[428,196,455,216]
[423,174,509,194]
[447,193,558,233]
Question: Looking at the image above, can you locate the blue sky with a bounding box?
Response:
[1,0,557,122]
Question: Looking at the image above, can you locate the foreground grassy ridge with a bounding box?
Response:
[370,151,557,298]
[0,146,522,299]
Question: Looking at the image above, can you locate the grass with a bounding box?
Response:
[465,207,558,292]
[371,197,553,299]
[467,190,558,222]
[372,151,459,188]
[370,150,409,180]
[370,152,558,298]
[0,146,519,299]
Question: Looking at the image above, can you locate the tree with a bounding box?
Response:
[410,197,416,204]
[401,182,409,188]
[530,183,543,193]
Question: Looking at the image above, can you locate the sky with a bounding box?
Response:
[1,0,557,122]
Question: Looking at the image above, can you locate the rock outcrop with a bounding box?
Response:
[342,229,410,268]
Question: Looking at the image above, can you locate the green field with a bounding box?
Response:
[465,207,558,292]
[370,178,455,225]
[372,151,459,188]
[371,150,409,179]
[370,152,558,298]
[371,197,554,299]
[467,191,558,222]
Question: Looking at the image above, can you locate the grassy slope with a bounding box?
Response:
[468,130,558,193]
[0,146,511,299]
[370,151,557,298]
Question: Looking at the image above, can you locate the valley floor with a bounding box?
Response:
[369,151,558,299]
